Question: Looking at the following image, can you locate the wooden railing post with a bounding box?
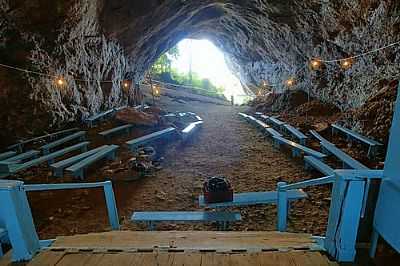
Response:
[277,182,288,232]
[103,181,120,230]
[0,180,40,261]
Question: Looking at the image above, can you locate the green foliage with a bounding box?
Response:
[151,46,226,100]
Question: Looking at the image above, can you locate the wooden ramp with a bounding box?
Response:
[2,231,337,265]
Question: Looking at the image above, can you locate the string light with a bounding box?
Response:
[310,59,322,70]
[340,58,353,69]
[56,77,66,86]
[285,78,295,87]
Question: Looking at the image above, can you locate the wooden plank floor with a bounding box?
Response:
[49,231,317,252]
[27,251,336,266]
[0,231,337,265]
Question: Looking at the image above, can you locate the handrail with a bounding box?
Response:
[25,181,119,230]
[279,175,335,191]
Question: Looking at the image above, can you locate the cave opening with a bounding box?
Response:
[150,38,247,103]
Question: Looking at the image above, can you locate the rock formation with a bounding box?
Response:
[0,0,399,145]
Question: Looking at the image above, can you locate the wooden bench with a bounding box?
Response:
[0,142,89,178]
[238,112,249,119]
[272,136,327,159]
[268,117,285,129]
[66,145,119,179]
[332,124,383,158]
[50,145,109,177]
[304,156,335,175]
[198,190,307,208]
[85,109,115,128]
[0,151,17,161]
[265,127,283,137]
[254,119,270,130]
[309,130,331,144]
[320,142,368,169]
[40,131,86,155]
[181,121,204,141]
[98,124,133,140]
[284,124,308,145]
[254,112,263,117]
[131,211,241,230]
[2,150,40,163]
[6,128,79,153]
[126,127,177,151]
[114,105,128,112]
[260,114,269,121]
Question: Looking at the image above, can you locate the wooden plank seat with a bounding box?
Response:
[131,211,241,230]
[260,114,269,121]
[114,105,127,112]
[284,124,308,145]
[254,112,263,117]
[126,127,177,151]
[272,136,327,159]
[320,142,368,169]
[0,151,17,161]
[98,124,133,140]
[65,145,118,179]
[237,112,249,119]
[254,119,270,130]
[85,109,115,127]
[199,190,307,208]
[304,156,335,175]
[1,150,40,163]
[265,127,282,137]
[50,145,109,177]
[268,117,285,129]
[0,142,89,178]
[40,131,86,155]
[332,124,383,158]
[309,130,331,144]
[181,121,204,141]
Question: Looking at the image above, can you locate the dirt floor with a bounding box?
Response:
[1,92,329,240]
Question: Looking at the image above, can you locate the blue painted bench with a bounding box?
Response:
[50,145,109,177]
[85,109,115,128]
[40,131,86,155]
[6,128,79,153]
[320,142,368,170]
[254,119,270,130]
[265,127,283,137]
[98,124,133,140]
[131,211,241,230]
[114,105,128,112]
[65,145,119,179]
[284,124,308,145]
[0,151,17,161]
[273,136,327,159]
[268,117,285,129]
[198,190,307,208]
[304,156,335,175]
[332,124,383,159]
[254,112,263,117]
[309,130,331,144]
[181,121,204,141]
[238,112,249,119]
[2,150,40,163]
[126,127,177,152]
[260,114,269,121]
[0,142,89,178]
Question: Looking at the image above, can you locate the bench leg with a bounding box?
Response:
[54,168,63,178]
[75,169,85,180]
[148,222,156,231]
[304,162,311,171]
[106,151,116,161]
[369,229,379,258]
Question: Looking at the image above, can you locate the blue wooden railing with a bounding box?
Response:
[0,180,119,262]
[276,170,384,262]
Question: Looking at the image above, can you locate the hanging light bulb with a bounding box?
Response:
[56,77,66,87]
[310,59,322,70]
[340,58,353,70]
[285,78,295,87]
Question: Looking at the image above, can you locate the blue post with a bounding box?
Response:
[103,181,120,230]
[0,180,40,261]
[277,182,288,232]
[325,176,365,262]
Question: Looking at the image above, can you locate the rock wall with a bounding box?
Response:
[1,0,400,146]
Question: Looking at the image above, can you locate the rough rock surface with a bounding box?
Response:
[1,0,400,145]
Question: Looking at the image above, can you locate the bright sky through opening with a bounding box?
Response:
[171,39,245,100]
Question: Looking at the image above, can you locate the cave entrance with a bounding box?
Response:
[150,38,246,104]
